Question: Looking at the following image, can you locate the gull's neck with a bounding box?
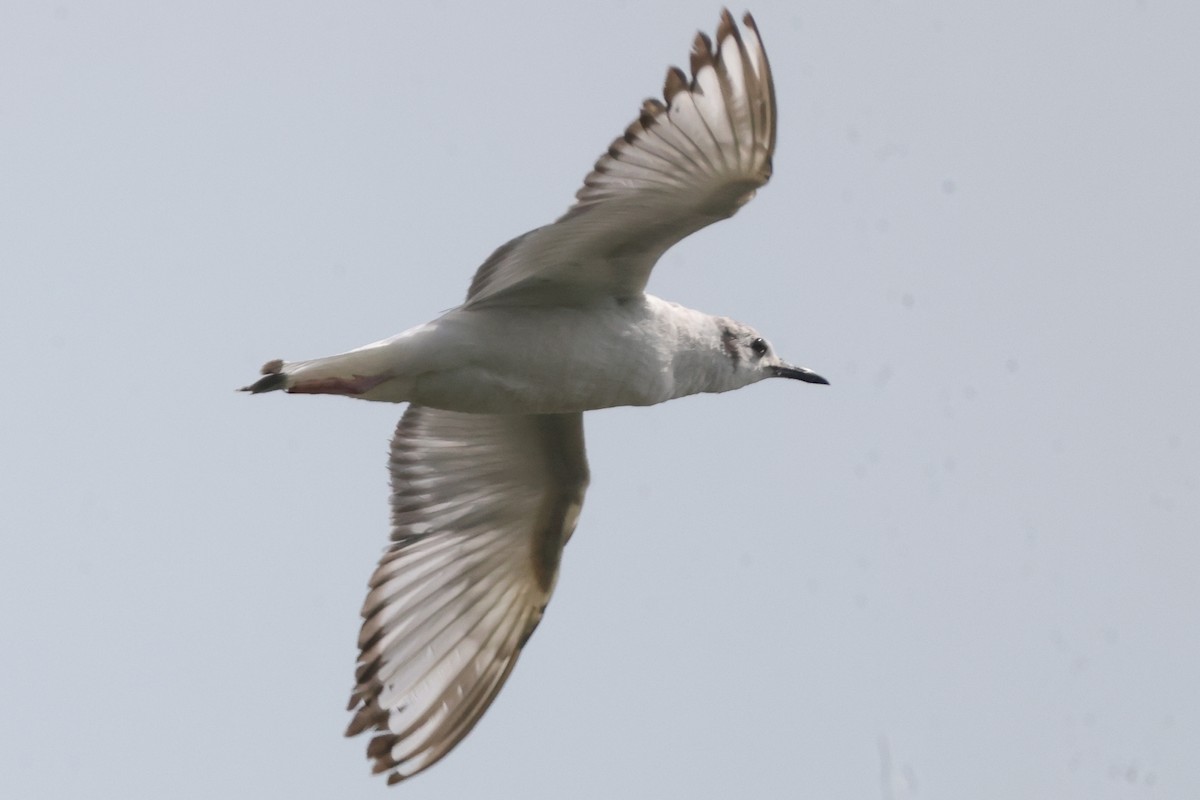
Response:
[643,295,744,400]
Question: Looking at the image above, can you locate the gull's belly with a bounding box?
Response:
[402,303,677,414]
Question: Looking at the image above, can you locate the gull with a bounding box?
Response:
[242,9,827,785]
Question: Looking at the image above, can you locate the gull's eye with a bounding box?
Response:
[750,337,768,357]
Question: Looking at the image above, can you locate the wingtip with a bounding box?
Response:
[717,8,736,40]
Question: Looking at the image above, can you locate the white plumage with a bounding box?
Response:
[243,9,826,784]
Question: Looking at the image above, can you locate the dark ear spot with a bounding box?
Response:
[720,327,741,368]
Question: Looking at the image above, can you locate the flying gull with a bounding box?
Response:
[243,9,826,784]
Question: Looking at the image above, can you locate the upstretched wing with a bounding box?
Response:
[465,10,776,308]
[346,406,589,784]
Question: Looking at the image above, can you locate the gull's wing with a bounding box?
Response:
[346,406,589,784]
[465,10,776,308]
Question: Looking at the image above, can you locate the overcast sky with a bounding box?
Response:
[3,2,1198,798]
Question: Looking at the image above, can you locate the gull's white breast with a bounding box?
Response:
[356,295,723,414]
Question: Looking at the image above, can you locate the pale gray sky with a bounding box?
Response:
[2,2,1198,798]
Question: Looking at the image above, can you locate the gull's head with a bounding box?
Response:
[717,320,829,389]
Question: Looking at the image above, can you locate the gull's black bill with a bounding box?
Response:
[771,365,830,385]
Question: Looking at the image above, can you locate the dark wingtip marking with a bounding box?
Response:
[717,8,736,43]
[366,734,395,758]
[690,32,714,78]
[663,65,688,101]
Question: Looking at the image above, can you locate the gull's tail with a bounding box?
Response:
[240,359,288,393]
[239,344,402,398]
